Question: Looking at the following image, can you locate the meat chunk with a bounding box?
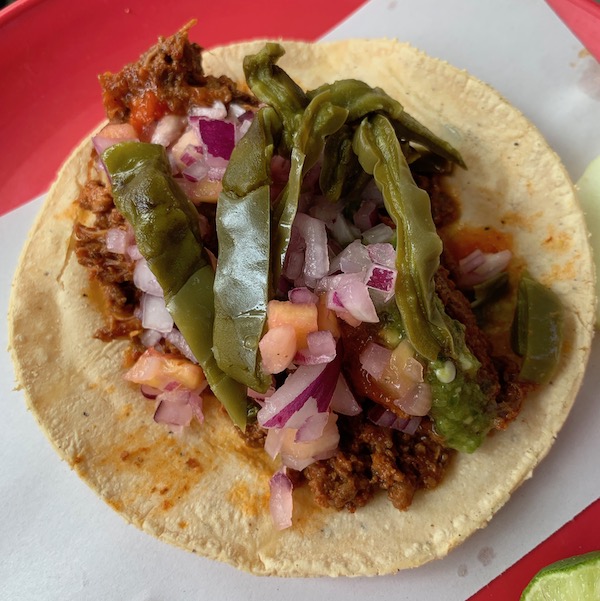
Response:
[77,180,114,213]
[304,414,452,512]
[99,23,255,129]
[74,180,141,340]
[415,173,460,229]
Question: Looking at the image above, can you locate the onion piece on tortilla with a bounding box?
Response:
[269,470,294,531]
[264,411,340,469]
[458,248,512,287]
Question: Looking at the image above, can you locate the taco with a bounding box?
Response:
[8,26,595,576]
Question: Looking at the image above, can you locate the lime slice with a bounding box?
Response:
[576,156,600,328]
[520,551,600,600]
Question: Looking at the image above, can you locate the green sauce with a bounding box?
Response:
[380,305,496,453]
[427,362,495,453]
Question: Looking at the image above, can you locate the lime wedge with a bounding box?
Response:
[520,551,600,600]
[576,155,600,328]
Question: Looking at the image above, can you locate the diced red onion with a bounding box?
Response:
[329,239,372,275]
[325,289,343,312]
[336,309,362,328]
[237,110,255,123]
[228,103,247,120]
[359,342,392,381]
[187,391,204,424]
[170,129,201,169]
[182,159,209,183]
[393,382,432,416]
[189,101,228,121]
[134,259,163,297]
[105,228,129,255]
[166,328,198,364]
[158,385,192,405]
[354,200,378,231]
[264,427,285,459]
[295,410,330,442]
[151,115,186,147]
[153,399,193,427]
[316,272,358,295]
[322,288,363,328]
[197,119,235,160]
[459,249,485,273]
[127,244,143,261]
[92,125,138,156]
[294,213,329,280]
[205,154,229,180]
[404,357,424,382]
[267,385,322,431]
[334,278,379,323]
[236,119,252,143]
[307,330,336,357]
[140,384,161,399]
[294,330,337,365]
[368,404,397,428]
[269,470,294,530]
[362,223,394,244]
[180,144,202,167]
[330,375,362,416]
[365,265,396,291]
[459,249,512,287]
[141,293,173,334]
[367,243,396,269]
[288,287,318,305]
[398,416,422,435]
[257,353,340,429]
[368,405,421,434]
[92,137,118,157]
[140,328,163,348]
[280,412,340,470]
[365,264,397,300]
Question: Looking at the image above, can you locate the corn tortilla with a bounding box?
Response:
[8,39,596,576]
